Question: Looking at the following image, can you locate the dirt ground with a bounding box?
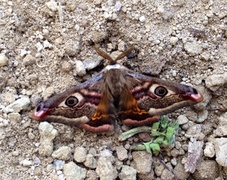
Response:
[0,0,227,179]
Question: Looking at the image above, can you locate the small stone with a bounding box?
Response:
[115,1,122,11]
[83,57,102,71]
[201,51,210,61]
[84,154,97,169]
[174,162,189,180]
[177,115,189,125]
[184,41,203,55]
[35,42,43,52]
[0,53,8,67]
[61,61,72,72]
[54,160,65,170]
[132,151,152,174]
[74,60,86,77]
[214,138,227,166]
[5,96,30,113]
[23,54,36,66]
[46,0,58,11]
[185,124,205,140]
[161,165,174,180]
[63,162,86,180]
[7,112,21,125]
[43,40,53,49]
[139,15,146,22]
[197,110,208,123]
[116,145,128,161]
[169,36,178,45]
[86,170,98,180]
[194,160,219,179]
[204,142,215,158]
[74,146,87,163]
[21,159,33,167]
[38,122,58,156]
[119,165,137,180]
[205,73,227,91]
[52,146,71,160]
[96,157,117,179]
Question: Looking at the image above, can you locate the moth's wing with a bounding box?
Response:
[119,70,203,126]
[33,73,115,133]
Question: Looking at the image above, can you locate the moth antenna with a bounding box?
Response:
[114,46,134,61]
[93,44,115,64]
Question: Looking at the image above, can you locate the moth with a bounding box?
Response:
[33,45,203,133]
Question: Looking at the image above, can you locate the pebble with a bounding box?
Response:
[54,160,65,170]
[23,54,36,66]
[96,156,117,179]
[184,41,203,55]
[214,138,227,166]
[52,146,72,160]
[74,60,86,77]
[61,61,72,72]
[132,151,152,174]
[83,57,102,71]
[0,53,8,67]
[74,146,87,163]
[174,162,189,180]
[139,15,146,22]
[116,145,128,161]
[214,113,227,137]
[194,160,218,179]
[63,162,87,180]
[43,40,53,49]
[204,142,215,158]
[20,159,33,167]
[84,154,97,169]
[8,112,21,125]
[205,73,227,91]
[46,0,58,11]
[5,96,30,113]
[196,110,208,123]
[185,124,205,140]
[169,36,179,45]
[119,165,137,180]
[35,42,43,52]
[38,122,58,156]
[161,165,174,180]
[177,115,189,125]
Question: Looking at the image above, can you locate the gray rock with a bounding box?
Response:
[38,122,58,156]
[23,54,36,66]
[184,41,203,55]
[214,138,227,166]
[83,57,102,71]
[0,53,8,67]
[20,159,33,167]
[194,160,218,180]
[185,124,205,140]
[204,142,215,158]
[214,113,227,136]
[174,162,189,180]
[63,162,87,180]
[132,151,152,174]
[7,112,21,125]
[177,115,189,125]
[52,146,72,160]
[116,145,128,161]
[5,96,30,113]
[161,164,174,180]
[74,60,86,77]
[205,73,227,91]
[74,146,87,163]
[96,156,117,180]
[54,160,65,170]
[84,154,97,169]
[119,165,137,180]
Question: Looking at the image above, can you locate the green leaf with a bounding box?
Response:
[143,142,152,153]
[150,143,160,155]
